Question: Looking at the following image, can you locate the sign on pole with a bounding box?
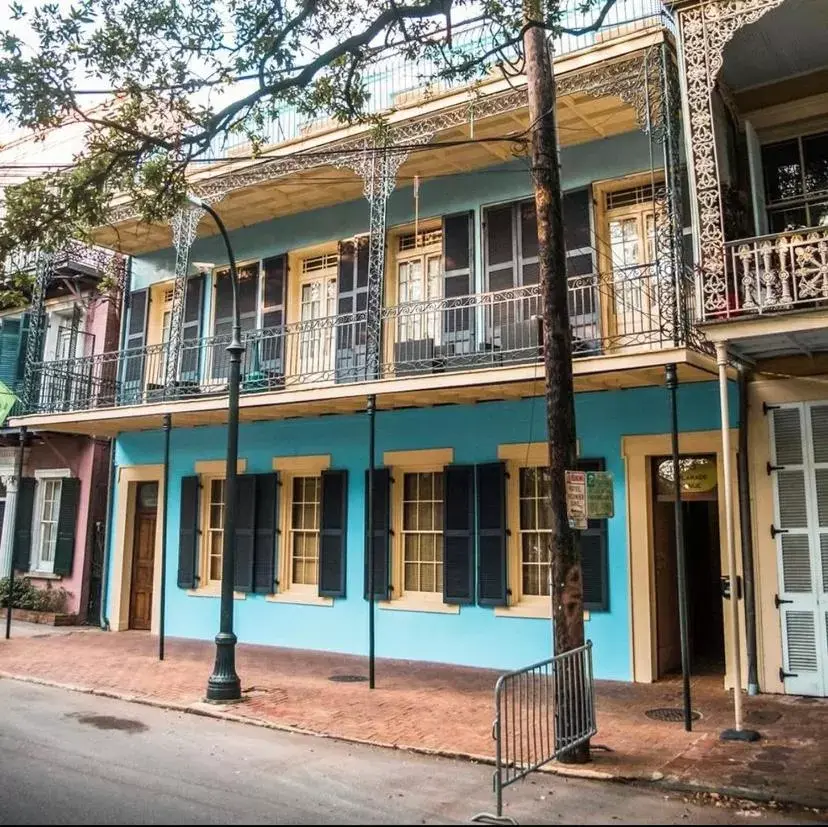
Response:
[586,471,614,519]
[565,470,587,530]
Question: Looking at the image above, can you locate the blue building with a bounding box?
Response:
[12,5,741,686]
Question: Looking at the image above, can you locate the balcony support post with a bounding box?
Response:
[21,251,54,412]
[167,207,205,393]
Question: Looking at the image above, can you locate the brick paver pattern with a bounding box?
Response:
[1,629,826,808]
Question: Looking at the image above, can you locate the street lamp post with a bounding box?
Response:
[187,195,244,703]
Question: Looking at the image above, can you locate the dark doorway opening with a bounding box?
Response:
[652,456,725,679]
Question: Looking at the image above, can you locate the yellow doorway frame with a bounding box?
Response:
[622,430,746,687]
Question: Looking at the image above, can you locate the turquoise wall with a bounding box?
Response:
[106,379,737,679]
[131,129,655,295]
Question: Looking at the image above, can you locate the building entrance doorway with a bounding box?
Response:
[651,455,725,679]
[129,482,158,631]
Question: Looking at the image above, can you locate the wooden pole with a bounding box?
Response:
[524,2,588,763]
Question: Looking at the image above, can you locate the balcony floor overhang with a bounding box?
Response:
[94,29,668,256]
[700,308,828,363]
[9,347,719,437]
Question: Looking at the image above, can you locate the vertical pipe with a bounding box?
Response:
[5,426,27,639]
[367,393,376,689]
[716,343,759,742]
[737,366,760,695]
[159,413,171,661]
[99,439,116,630]
[666,363,692,731]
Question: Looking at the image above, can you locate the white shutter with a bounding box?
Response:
[771,404,826,696]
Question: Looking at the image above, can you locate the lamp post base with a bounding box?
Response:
[205,631,241,702]
[720,728,761,742]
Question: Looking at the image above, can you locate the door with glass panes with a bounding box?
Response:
[603,186,658,346]
[769,402,828,696]
[396,230,443,348]
[298,253,337,381]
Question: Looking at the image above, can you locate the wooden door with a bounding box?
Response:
[129,487,157,631]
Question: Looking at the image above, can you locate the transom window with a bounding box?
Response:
[289,475,322,587]
[34,478,62,573]
[206,478,225,584]
[762,130,828,233]
[402,471,444,594]
[518,467,552,597]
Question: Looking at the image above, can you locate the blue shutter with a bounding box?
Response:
[577,458,609,611]
[476,462,508,606]
[319,469,348,598]
[443,464,475,604]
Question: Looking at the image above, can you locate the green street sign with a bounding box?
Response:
[586,471,614,519]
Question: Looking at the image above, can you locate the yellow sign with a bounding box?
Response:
[680,460,717,494]
[656,457,718,501]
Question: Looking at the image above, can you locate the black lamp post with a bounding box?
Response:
[187,195,244,703]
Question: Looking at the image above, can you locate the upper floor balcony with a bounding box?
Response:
[21,264,701,422]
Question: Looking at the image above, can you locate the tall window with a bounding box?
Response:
[396,230,443,343]
[298,254,338,378]
[289,475,322,587]
[518,467,552,597]
[34,478,63,573]
[762,130,828,232]
[401,471,444,594]
[206,478,225,584]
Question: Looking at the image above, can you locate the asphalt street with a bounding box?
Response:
[0,679,817,825]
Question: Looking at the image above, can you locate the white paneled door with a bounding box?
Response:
[770,403,828,696]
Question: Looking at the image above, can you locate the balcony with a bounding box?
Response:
[702,227,828,322]
[23,269,696,417]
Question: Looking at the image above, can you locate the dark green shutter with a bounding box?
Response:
[177,475,200,588]
[53,477,81,576]
[179,274,204,382]
[476,462,508,606]
[443,464,475,604]
[578,458,609,611]
[364,468,391,599]
[0,316,22,389]
[15,312,29,397]
[12,477,36,571]
[319,469,348,598]
[260,255,288,378]
[336,236,370,382]
[442,212,474,359]
[121,288,148,400]
[253,473,279,594]
[233,475,256,593]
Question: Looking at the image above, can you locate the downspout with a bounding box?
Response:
[99,258,132,631]
[738,365,760,694]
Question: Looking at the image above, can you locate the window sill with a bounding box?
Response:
[186,587,247,600]
[25,571,61,580]
[494,605,591,621]
[266,592,333,607]
[378,599,460,615]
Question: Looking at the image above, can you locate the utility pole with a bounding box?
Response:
[524,2,589,764]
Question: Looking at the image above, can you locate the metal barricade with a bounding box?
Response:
[473,642,597,825]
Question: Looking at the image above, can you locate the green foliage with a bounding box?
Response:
[0,576,71,613]
[0,0,614,252]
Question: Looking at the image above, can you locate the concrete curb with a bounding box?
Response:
[0,671,823,813]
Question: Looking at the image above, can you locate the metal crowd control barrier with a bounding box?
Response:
[472,642,597,825]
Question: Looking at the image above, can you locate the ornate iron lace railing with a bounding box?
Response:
[208,0,666,157]
[705,226,828,320]
[23,268,694,415]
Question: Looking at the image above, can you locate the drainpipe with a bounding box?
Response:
[99,441,116,631]
[737,365,760,695]
[99,258,132,631]
[159,413,171,660]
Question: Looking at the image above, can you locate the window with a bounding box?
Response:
[518,467,552,597]
[401,471,444,594]
[205,478,225,585]
[298,254,337,378]
[396,229,443,343]
[762,130,828,233]
[33,478,62,573]
[288,475,322,588]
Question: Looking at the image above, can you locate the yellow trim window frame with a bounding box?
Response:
[281,473,323,593]
[201,476,226,587]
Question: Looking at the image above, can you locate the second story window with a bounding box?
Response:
[298,252,338,378]
[396,229,442,343]
[762,130,828,233]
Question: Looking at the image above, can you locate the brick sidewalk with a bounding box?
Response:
[1,629,826,809]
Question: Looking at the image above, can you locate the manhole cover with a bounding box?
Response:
[644,707,701,722]
[329,674,368,683]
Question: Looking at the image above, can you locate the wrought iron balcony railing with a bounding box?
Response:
[702,226,828,321]
[23,268,695,416]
